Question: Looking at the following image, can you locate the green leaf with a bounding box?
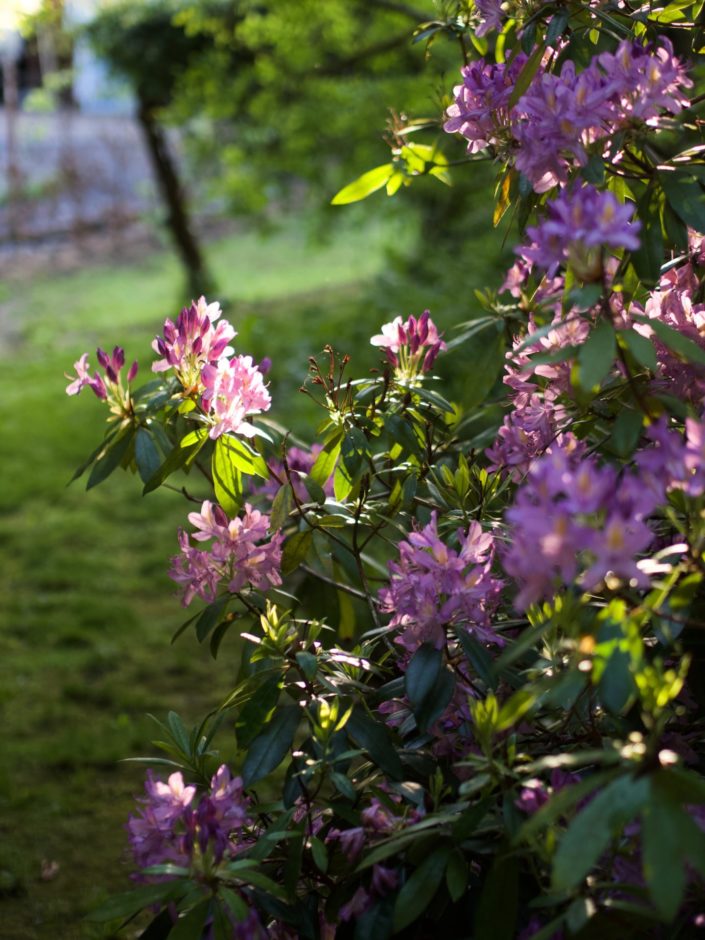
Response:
[310,432,342,486]
[85,881,188,922]
[405,644,455,732]
[168,899,210,940]
[235,675,283,748]
[270,484,293,530]
[446,848,469,902]
[552,774,650,891]
[497,688,537,731]
[462,329,506,409]
[331,164,394,205]
[508,43,544,107]
[474,855,518,940]
[143,431,207,495]
[576,320,616,393]
[212,436,244,515]
[620,329,657,372]
[634,314,705,367]
[87,427,134,490]
[598,648,636,714]
[241,705,301,787]
[281,530,313,575]
[642,787,687,921]
[340,427,368,478]
[659,169,705,234]
[195,595,230,643]
[609,408,644,458]
[346,707,403,780]
[393,845,451,932]
[135,429,162,484]
[310,836,328,873]
[219,435,269,480]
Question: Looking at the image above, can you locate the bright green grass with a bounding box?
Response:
[0,200,507,938]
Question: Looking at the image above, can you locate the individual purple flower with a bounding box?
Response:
[371,310,446,379]
[379,513,503,651]
[152,296,236,391]
[474,0,503,36]
[201,355,272,439]
[169,501,283,606]
[519,186,641,279]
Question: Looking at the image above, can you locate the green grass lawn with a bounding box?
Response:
[0,198,507,937]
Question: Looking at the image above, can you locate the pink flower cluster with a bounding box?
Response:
[504,438,658,609]
[445,40,691,192]
[370,309,446,378]
[127,764,251,872]
[152,296,271,440]
[65,345,138,416]
[169,501,283,606]
[379,512,503,651]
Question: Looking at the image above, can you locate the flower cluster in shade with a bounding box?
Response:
[379,512,503,652]
[325,794,421,924]
[444,40,691,192]
[370,310,446,380]
[519,186,641,280]
[127,764,251,873]
[169,501,283,607]
[151,296,271,440]
[504,436,660,610]
[65,345,138,418]
[636,417,705,502]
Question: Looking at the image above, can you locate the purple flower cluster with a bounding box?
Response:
[504,438,658,609]
[445,40,691,193]
[379,512,503,651]
[636,417,705,500]
[152,296,235,391]
[65,345,138,417]
[201,356,272,440]
[257,445,335,503]
[370,310,446,379]
[443,56,526,154]
[127,764,250,873]
[169,501,283,606]
[151,295,271,440]
[519,186,641,279]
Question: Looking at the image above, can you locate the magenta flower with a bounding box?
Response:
[444,56,526,155]
[201,355,272,439]
[127,765,251,877]
[152,296,236,392]
[520,186,641,279]
[370,310,446,379]
[65,345,138,417]
[379,513,502,651]
[169,501,283,606]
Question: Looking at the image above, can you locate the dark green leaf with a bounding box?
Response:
[393,845,451,932]
[446,848,469,902]
[86,881,188,922]
[508,44,544,107]
[87,427,134,490]
[242,705,301,787]
[474,855,518,940]
[659,169,705,234]
[270,484,293,530]
[196,596,230,643]
[620,329,657,372]
[576,320,616,392]
[235,675,282,748]
[354,895,395,940]
[552,775,650,891]
[281,530,313,575]
[609,408,644,458]
[168,899,210,940]
[143,431,207,495]
[634,314,705,367]
[135,429,162,484]
[462,330,506,409]
[346,707,403,780]
[642,785,688,921]
[598,648,636,714]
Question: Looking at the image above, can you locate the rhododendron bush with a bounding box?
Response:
[70,2,705,938]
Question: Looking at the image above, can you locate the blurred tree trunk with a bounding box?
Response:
[137,99,213,298]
